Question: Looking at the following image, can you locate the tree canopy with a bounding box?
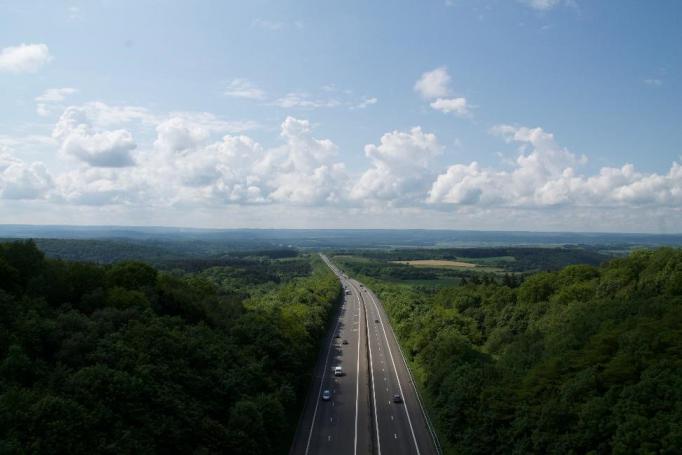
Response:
[0,240,340,454]
[352,248,682,454]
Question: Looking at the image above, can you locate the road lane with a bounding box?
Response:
[291,255,439,455]
[363,284,441,455]
[290,256,371,455]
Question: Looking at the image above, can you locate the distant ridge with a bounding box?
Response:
[1,224,681,248]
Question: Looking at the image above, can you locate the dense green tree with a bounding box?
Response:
[0,241,340,453]
[352,248,682,454]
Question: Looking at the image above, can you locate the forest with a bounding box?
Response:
[340,248,682,454]
[0,240,341,454]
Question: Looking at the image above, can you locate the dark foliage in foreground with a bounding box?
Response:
[358,248,682,454]
[0,240,340,454]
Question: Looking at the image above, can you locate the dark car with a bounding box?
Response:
[342,339,349,345]
[375,319,379,323]
[393,393,402,403]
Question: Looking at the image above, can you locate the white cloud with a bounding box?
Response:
[79,101,156,126]
[55,167,147,205]
[224,78,266,100]
[414,67,451,99]
[430,97,470,117]
[520,0,563,11]
[36,88,78,103]
[252,18,286,31]
[415,67,472,117]
[428,124,682,210]
[0,162,53,200]
[53,106,137,167]
[352,127,442,203]
[35,87,78,116]
[148,116,346,207]
[0,149,53,200]
[273,92,342,109]
[266,117,346,205]
[352,97,378,109]
[0,43,52,73]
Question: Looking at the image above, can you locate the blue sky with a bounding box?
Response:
[1,0,681,232]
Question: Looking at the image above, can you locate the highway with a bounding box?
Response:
[290,255,440,455]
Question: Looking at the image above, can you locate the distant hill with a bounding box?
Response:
[1,225,682,249]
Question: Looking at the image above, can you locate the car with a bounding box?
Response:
[393,393,403,403]
[342,339,349,345]
[322,390,332,401]
[375,319,379,323]
[335,334,341,338]
[334,366,343,376]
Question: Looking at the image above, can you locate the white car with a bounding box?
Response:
[334,366,343,376]
[322,390,332,401]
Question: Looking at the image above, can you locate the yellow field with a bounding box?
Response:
[392,259,477,269]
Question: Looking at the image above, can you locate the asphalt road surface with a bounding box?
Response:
[290,255,440,455]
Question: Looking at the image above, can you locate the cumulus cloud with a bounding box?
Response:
[266,117,346,205]
[150,116,346,207]
[53,106,137,167]
[224,78,266,100]
[352,127,442,203]
[414,67,451,99]
[428,124,682,210]
[0,149,53,200]
[55,167,148,206]
[0,43,52,73]
[415,67,472,117]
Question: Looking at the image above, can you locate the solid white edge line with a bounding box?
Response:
[354,281,361,455]
[305,257,343,455]
[367,290,421,455]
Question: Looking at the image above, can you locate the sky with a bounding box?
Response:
[0,0,681,232]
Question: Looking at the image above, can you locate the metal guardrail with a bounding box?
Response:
[325,255,443,455]
[385,310,443,455]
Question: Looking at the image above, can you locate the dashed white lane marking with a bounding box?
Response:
[367,292,421,455]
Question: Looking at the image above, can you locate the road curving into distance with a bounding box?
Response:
[290,254,440,455]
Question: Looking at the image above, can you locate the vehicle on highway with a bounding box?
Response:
[334,366,343,376]
[342,339,348,345]
[375,319,379,323]
[322,390,331,401]
[393,393,403,403]
[345,289,351,295]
